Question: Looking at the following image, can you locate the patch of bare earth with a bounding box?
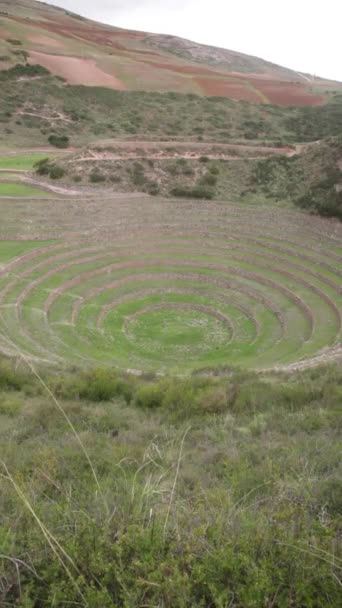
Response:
[29,34,63,48]
[28,51,126,89]
[272,345,342,372]
[196,78,262,102]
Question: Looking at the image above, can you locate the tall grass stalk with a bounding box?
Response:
[0,327,109,517]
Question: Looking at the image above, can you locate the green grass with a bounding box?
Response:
[0,153,53,170]
[0,357,341,606]
[0,182,46,196]
[0,239,58,263]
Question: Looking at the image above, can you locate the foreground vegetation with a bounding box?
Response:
[0,357,341,606]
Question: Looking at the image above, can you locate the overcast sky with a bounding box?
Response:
[45,0,342,81]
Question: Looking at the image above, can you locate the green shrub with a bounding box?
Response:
[0,396,23,417]
[199,172,217,186]
[182,164,195,176]
[296,170,342,220]
[35,158,51,175]
[48,134,70,149]
[90,171,106,183]
[135,383,164,409]
[12,49,29,61]
[170,186,214,200]
[132,172,146,186]
[79,369,134,403]
[145,181,160,195]
[195,386,229,414]
[0,360,28,391]
[209,164,220,175]
[6,39,22,46]
[35,159,65,180]
[49,165,65,180]
[0,63,49,80]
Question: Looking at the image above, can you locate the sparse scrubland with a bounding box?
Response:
[0,64,342,149]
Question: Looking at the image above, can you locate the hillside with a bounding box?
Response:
[0,2,342,605]
[0,0,341,105]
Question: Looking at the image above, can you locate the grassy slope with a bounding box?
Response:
[0,358,341,606]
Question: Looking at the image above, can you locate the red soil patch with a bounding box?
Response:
[29,34,63,48]
[101,31,146,40]
[243,74,325,106]
[256,83,324,106]
[140,59,229,78]
[28,51,126,89]
[137,60,324,105]
[8,15,145,49]
[9,15,160,59]
[196,78,262,102]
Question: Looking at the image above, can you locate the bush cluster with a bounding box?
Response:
[89,170,106,183]
[170,186,214,199]
[0,63,49,80]
[296,168,342,219]
[48,134,70,149]
[34,158,66,179]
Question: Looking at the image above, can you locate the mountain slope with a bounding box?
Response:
[0,0,340,105]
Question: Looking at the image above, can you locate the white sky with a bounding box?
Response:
[45,0,342,81]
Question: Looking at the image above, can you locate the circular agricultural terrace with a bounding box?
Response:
[0,191,341,372]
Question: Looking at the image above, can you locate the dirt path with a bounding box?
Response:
[0,169,29,174]
[72,152,275,162]
[15,111,72,123]
[91,139,298,156]
[269,344,342,372]
[2,139,322,160]
[2,140,316,162]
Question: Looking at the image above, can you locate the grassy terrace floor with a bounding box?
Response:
[0,182,48,197]
[0,186,341,372]
[0,153,52,170]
